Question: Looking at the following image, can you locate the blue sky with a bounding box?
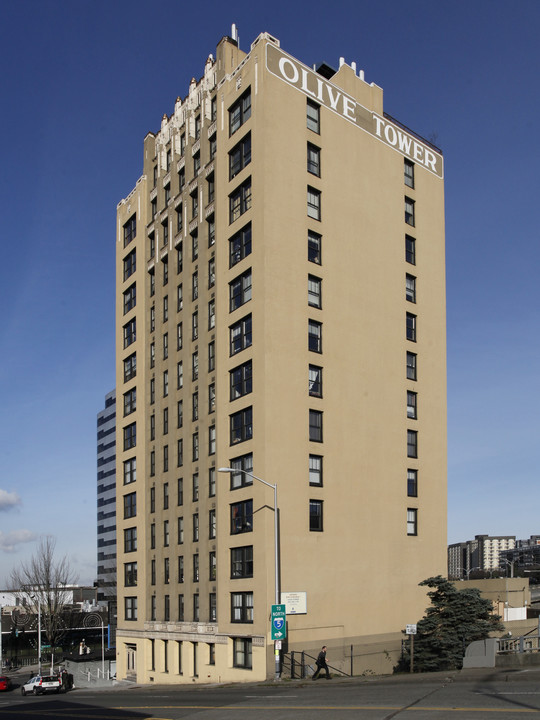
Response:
[1,0,539,586]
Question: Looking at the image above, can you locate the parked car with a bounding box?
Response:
[0,676,12,691]
[21,675,62,695]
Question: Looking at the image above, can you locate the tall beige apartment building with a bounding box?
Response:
[115,29,446,682]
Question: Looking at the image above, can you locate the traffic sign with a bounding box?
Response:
[406,624,417,635]
[271,604,287,640]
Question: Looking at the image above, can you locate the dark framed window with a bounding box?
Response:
[164,556,170,582]
[193,553,199,582]
[407,469,418,497]
[308,275,322,308]
[307,186,321,220]
[406,312,417,342]
[405,197,415,226]
[176,203,183,233]
[193,152,201,178]
[208,341,215,371]
[209,551,217,580]
[407,430,418,458]
[123,214,136,247]
[123,352,136,382]
[177,241,183,273]
[178,594,184,621]
[229,223,252,267]
[195,114,201,140]
[230,407,253,445]
[229,269,252,311]
[123,284,136,314]
[309,455,323,486]
[123,492,136,519]
[208,299,215,330]
[407,391,417,419]
[308,230,321,264]
[178,517,184,544]
[309,500,323,531]
[193,593,199,622]
[123,249,136,281]
[233,638,252,669]
[407,508,418,536]
[123,388,136,416]
[307,100,320,133]
[229,179,252,224]
[123,422,136,450]
[407,351,417,380]
[231,592,253,623]
[231,545,253,578]
[123,318,136,348]
[123,457,136,485]
[177,477,184,506]
[230,499,253,534]
[230,360,253,400]
[124,527,137,553]
[406,274,416,303]
[230,453,253,489]
[230,314,252,355]
[404,159,414,188]
[208,174,215,205]
[307,143,321,176]
[308,365,322,397]
[229,132,251,179]
[209,595,217,623]
[309,410,323,442]
[209,510,216,539]
[308,320,322,353]
[164,183,171,205]
[178,555,184,583]
[124,596,137,621]
[229,88,251,135]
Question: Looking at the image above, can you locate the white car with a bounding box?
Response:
[21,675,62,695]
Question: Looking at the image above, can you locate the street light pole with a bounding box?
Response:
[218,467,280,680]
[30,595,41,675]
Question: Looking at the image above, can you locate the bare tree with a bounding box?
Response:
[9,536,78,649]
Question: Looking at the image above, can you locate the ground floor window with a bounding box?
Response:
[233,637,252,669]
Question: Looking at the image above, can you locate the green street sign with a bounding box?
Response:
[271,604,286,640]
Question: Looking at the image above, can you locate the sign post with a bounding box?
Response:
[406,624,417,673]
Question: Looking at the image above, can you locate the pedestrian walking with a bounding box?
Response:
[312,645,331,680]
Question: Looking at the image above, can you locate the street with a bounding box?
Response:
[2,667,540,719]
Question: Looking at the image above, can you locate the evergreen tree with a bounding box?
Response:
[399,575,504,672]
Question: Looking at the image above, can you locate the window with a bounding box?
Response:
[123,492,136,519]
[191,188,199,218]
[209,550,217,579]
[123,423,136,450]
[193,152,201,177]
[233,638,252,669]
[150,306,155,332]
[150,486,155,513]
[308,320,322,353]
[195,114,201,140]
[151,559,156,585]
[203,507,215,541]
[229,179,252,224]
[123,214,136,247]
[192,351,198,381]
[125,597,137,621]
[123,457,136,485]
[229,223,252,267]
[192,432,199,461]
[192,271,198,300]
[230,315,252,355]
[123,388,136,416]
[405,197,415,226]
[177,322,183,350]
[163,369,169,397]
[208,383,216,414]
[231,545,253,577]
[307,143,321,176]
[210,95,217,122]
[209,467,216,497]
[308,275,322,308]
[178,555,184,582]
[150,449,155,476]
[177,360,183,389]
[149,231,156,259]
[177,438,183,467]
[163,333,168,359]
[208,340,215,371]
[230,407,253,445]
[124,562,137,587]
[405,235,416,265]
[178,517,184,544]
[230,499,253,534]
[208,258,215,288]
[230,453,253,489]
[123,318,136,349]
[193,554,199,582]
[177,283,183,312]
[229,88,251,135]
[309,410,323,442]
[123,284,136,314]
[178,166,185,190]
[407,430,418,458]
[151,198,157,219]
[165,183,171,205]
[229,269,252,311]
[230,360,253,400]
[229,133,251,179]
[176,203,183,234]
[404,159,414,188]
[192,311,198,340]
[123,249,136,280]
[407,351,417,381]
[406,274,416,303]
[149,269,155,296]
[208,218,215,246]
[308,365,322,397]
[163,295,169,322]
[307,186,321,220]
[162,221,169,248]
[309,455,323,486]
[123,352,136,382]
[407,391,417,419]
[178,594,185,622]
[407,469,418,497]
[163,445,169,472]
[308,230,321,264]
[231,592,253,623]
[208,299,216,329]
[177,477,183,505]
[177,242,183,273]
[124,527,137,553]
[163,259,168,286]
[164,521,171,547]
[307,100,320,133]
[164,557,170,583]
[164,595,170,622]
[210,135,217,160]
[174,400,182,430]
[150,378,155,404]
[309,499,323,531]
[209,425,216,455]
[193,514,199,542]
[192,473,199,502]
[209,595,217,623]
[406,313,417,342]
[193,594,199,622]
[407,508,418,536]
[166,149,172,172]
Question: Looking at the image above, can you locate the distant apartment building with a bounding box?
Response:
[500,536,540,573]
[97,390,117,610]
[448,534,516,578]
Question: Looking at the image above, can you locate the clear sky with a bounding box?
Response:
[1,0,539,587]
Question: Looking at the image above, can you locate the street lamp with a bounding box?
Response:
[30,595,41,675]
[218,467,280,680]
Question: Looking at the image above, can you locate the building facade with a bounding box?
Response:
[448,534,516,578]
[115,30,447,682]
[97,390,117,609]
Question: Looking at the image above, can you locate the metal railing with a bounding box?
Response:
[282,651,351,679]
[498,629,540,654]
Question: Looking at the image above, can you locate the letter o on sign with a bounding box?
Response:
[384,124,398,146]
[279,57,299,84]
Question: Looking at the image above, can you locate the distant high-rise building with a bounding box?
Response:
[115,29,447,682]
[97,390,117,612]
[448,534,516,578]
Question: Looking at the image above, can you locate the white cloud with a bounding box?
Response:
[0,489,22,511]
[0,529,37,553]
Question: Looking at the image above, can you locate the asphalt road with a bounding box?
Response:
[2,667,540,719]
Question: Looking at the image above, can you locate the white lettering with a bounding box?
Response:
[278,57,299,84]
[326,85,341,111]
[424,150,437,172]
[413,142,424,162]
[398,133,412,155]
[316,78,324,102]
[374,116,385,138]
[384,124,397,146]
[300,68,316,97]
[342,96,356,121]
